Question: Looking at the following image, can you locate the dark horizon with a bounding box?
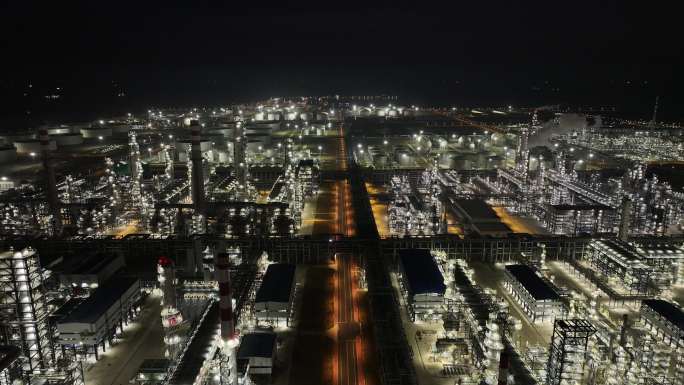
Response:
[1,2,683,125]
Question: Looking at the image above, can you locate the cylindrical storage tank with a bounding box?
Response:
[375,154,388,167]
[51,133,84,146]
[209,127,235,137]
[203,133,227,147]
[488,156,503,168]
[395,150,413,166]
[285,112,298,120]
[109,123,131,135]
[246,139,265,153]
[218,151,230,163]
[413,138,432,156]
[14,139,57,154]
[387,109,398,117]
[175,139,212,152]
[246,133,271,146]
[254,112,266,121]
[299,112,310,121]
[81,127,112,138]
[46,127,74,135]
[0,145,17,163]
[439,152,456,168]
[452,156,470,169]
[267,112,281,121]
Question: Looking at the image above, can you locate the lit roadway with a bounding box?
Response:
[334,121,362,385]
[336,254,359,385]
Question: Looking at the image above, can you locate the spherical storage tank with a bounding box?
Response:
[81,127,112,138]
[51,133,84,146]
[14,139,56,154]
[0,145,17,163]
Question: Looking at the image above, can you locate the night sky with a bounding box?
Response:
[1,1,682,124]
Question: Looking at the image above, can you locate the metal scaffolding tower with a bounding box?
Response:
[546,318,595,385]
[0,248,53,380]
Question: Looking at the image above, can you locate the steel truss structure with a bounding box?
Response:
[546,318,596,385]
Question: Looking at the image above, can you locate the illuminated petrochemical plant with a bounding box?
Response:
[1,97,684,385]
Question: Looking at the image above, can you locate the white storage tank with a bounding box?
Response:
[395,150,413,166]
[246,139,265,153]
[81,127,112,138]
[52,133,84,146]
[46,126,74,135]
[246,133,271,146]
[109,123,131,135]
[14,139,56,154]
[175,139,212,153]
[0,145,18,163]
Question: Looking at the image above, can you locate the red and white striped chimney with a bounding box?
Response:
[215,252,235,342]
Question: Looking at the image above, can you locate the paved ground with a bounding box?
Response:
[84,293,165,385]
[337,254,358,385]
[470,262,554,347]
[388,271,453,385]
[288,265,335,385]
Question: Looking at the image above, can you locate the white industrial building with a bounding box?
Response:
[56,277,141,359]
[254,264,296,327]
[237,332,277,376]
[397,249,446,321]
[503,264,564,322]
[640,299,683,350]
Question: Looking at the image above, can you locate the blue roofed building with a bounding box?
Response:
[503,264,564,323]
[397,249,446,321]
[237,332,277,377]
[56,276,141,359]
[640,299,684,349]
[254,264,296,327]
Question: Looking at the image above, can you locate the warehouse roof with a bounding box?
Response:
[452,199,500,221]
[238,332,276,359]
[60,277,139,324]
[505,265,560,301]
[255,264,296,304]
[398,249,446,296]
[643,299,684,332]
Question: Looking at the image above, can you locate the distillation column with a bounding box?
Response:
[39,127,62,234]
[234,122,248,190]
[618,196,633,241]
[190,121,206,233]
[157,257,184,358]
[190,121,205,211]
[215,252,239,385]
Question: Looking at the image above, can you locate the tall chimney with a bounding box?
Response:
[233,122,247,188]
[215,252,234,341]
[39,127,62,233]
[619,196,632,241]
[190,121,205,212]
[215,251,239,385]
[157,256,177,310]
